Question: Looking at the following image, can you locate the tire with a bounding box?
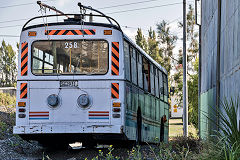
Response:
[136,108,142,145]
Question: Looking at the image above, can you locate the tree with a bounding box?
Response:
[188,59,199,128]
[135,28,148,52]
[0,40,17,87]
[147,27,161,64]
[173,4,199,129]
[156,20,178,74]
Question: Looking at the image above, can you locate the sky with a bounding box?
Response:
[0,0,194,52]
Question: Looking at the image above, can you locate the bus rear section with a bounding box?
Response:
[14,24,127,146]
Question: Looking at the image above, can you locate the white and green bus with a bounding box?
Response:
[14,2,169,148]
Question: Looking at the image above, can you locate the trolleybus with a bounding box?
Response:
[14,2,169,148]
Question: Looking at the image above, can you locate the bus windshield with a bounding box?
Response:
[31,40,108,75]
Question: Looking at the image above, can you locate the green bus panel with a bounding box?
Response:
[124,82,169,143]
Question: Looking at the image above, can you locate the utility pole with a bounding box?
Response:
[183,0,188,137]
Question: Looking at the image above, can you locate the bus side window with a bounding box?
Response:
[155,68,159,98]
[150,64,155,95]
[130,47,137,85]
[163,74,168,102]
[143,57,150,92]
[159,71,164,100]
[124,41,131,81]
[137,53,143,88]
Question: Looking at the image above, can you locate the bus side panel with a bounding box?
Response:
[124,82,136,141]
[138,89,145,142]
[164,103,169,142]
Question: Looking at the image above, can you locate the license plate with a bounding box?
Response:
[60,81,78,87]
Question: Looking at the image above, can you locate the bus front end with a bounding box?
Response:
[14,19,127,146]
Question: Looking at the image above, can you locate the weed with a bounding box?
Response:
[127,146,142,160]
[92,145,120,160]
[202,97,240,160]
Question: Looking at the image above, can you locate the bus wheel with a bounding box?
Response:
[136,108,142,145]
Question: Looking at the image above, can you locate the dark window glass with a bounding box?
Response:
[150,64,155,95]
[137,53,143,88]
[124,41,131,81]
[163,74,168,102]
[143,57,150,92]
[155,68,159,98]
[130,47,137,84]
[159,71,164,100]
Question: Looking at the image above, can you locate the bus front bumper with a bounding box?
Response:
[13,124,123,134]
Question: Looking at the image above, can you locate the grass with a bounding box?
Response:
[0,92,16,107]
[169,118,197,138]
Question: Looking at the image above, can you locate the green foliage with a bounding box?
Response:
[223,141,240,160]
[202,98,240,160]
[0,40,17,87]
[0,93,16,107]
[135,23,177,75]
[147,28,161,65]
[92,145,120,160]
[173,4,199,130]
[127,146,142,160]
[157,20,178,74]
[188,59,199,129]
[217,98,240,146]
[0,121,8,139]
[135,28,148,52]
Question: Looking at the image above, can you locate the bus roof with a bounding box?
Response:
[21,14,167,75]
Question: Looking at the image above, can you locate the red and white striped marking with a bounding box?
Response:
[29,111,49,120]
[88,111,109,119]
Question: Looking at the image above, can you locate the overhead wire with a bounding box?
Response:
[121,16,182,32]
[0,2,182,29]
[0,1,188,38]
[98,0,167,9]
[106,2,182,14]
[0,25,22,29]
[0,1,186,24]
[0,18,28,24]
[0,35,19,37]
[0,0,56,9]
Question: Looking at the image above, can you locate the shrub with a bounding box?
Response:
[0,93,16,107]
[205,97,240,159]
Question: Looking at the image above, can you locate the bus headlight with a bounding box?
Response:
[77,94,90,108]
[47,94,59,107]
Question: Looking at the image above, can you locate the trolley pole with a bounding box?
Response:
[183,0,188,137]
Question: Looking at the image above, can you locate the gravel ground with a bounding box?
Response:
[0,106,158,160]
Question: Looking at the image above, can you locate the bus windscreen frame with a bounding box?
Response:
[31,39,109,75]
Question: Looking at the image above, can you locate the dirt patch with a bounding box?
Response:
[0,106,43,160]
[0,106,158,160]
